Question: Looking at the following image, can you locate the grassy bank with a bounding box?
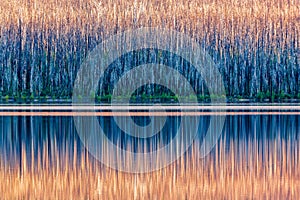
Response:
[1,93,300,103]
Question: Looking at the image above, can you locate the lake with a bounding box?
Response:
[0,105,299,199]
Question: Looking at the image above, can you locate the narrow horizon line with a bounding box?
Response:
[0,111,299,116]
[0,105,300,111]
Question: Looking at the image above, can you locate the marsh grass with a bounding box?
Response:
[0,0,299,100]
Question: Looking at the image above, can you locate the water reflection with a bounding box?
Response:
[0,114,300,198]
[0,115,299,167]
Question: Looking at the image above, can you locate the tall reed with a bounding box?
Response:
[0,0,299,100]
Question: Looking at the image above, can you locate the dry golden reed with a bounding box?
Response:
[0,0,299,43]
[0,0,299,98]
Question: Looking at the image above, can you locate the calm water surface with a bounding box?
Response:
[1,113,300,199]
[0,114,299,167]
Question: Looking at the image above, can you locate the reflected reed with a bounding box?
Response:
[0,115,299,199]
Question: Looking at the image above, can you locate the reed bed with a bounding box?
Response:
[1,137,300,199]
[0,0,299,101]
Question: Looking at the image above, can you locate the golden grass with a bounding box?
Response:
[0,0,299,46]
[1,138,300,199]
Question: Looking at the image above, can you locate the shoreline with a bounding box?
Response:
[0,104,300,116]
